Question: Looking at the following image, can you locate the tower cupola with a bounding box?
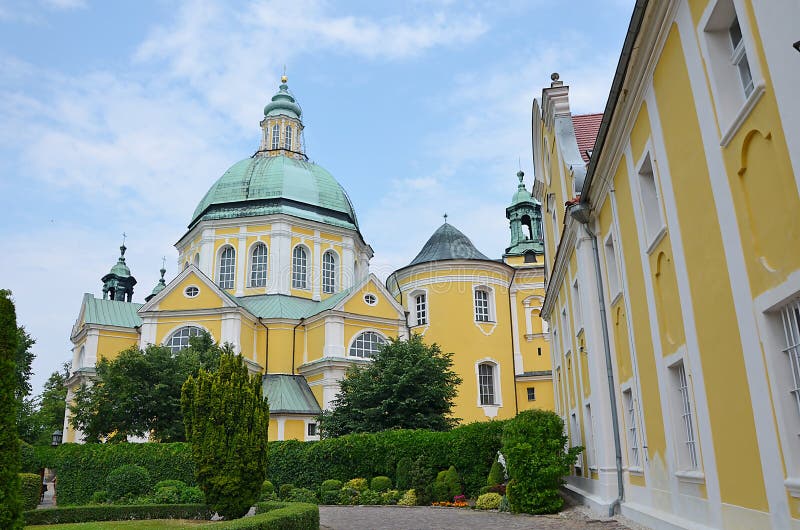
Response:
[504,171,544,261]
[258,75,306,160]
[101,240,137,302]
[145,260,167,302]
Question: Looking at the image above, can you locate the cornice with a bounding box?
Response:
[541,213,578,320]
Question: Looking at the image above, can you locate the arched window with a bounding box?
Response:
[414,293,427,325]
[292,245,308,289]
[322,250,337,294]
[349,331,387,358]
[218,246,235,289]
[166,326,204,353]
[271,123,280,150]
[284,125,293,150]
[249,243,268,287]
[474,288,491,322]
[478,362,496,405]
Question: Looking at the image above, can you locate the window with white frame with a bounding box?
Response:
[623,389,641,468]
[414,293,427,326]
[527,387,536,401]
[166,326,204,353]
[478,362,496,405]
[780,299,800,422]
[284,124,293,150]
[322,250,337,294]
[604,234,620,298]
[271,123,280,150]
[584,403,596,470]
[217,246,236,289]
[638,153,665,245]
[572,279,582,332]
[349,331,386,358]
[728,16,753,98]
[670,360,700,471]
[292,245,308,289]
[474,288,491,322]
[571,412,583,471]
[249,243,268,287]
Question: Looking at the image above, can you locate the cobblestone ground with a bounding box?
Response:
[319,503,648,530]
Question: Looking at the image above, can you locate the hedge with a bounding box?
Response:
[23,504,212,526]
[19,473,41,511]
[217,502,319,529]
[19,441,39,474]
[47,442,195,505]
[267,420,506,497]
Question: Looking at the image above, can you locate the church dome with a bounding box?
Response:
[408,222,490,266]
[189,155,359,231]
[264,79,302,119]
[510,170,535,205]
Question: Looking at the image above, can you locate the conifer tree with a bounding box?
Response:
[0,290,22,529]
[181,350,269,519]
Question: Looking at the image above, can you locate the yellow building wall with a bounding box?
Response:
[284,419,306,441]
[516,381,554,411]
[304,320,326,365]
[268,419,278,441]
[289,235,313,299]
[154,315,223,346]
[654,24,767,511]
[96,332,139,360]
[342,282,400,320]
[157,274,226,311]
[263,324,297,374]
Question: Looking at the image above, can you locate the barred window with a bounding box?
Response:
[166,326,204,353]
[623,389,640,467]
[475,289,490,322]
[271,124,280,150]
[671,361,699,470]
[217,246,235,289]
[478,363,496,405]
[322,251,337,294]
[415,293,427,325]
[249,243,268,287]
[292,246,308,289]
[349,331,386,358]
[781,300,800,420]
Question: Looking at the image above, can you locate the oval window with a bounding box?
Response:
[363,293,377,306]
[184,286,199,298]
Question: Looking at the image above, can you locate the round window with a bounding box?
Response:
[184,286,199,298]
[363,293,377,306]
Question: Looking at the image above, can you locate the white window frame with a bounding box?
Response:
[271,123,280,150]
[249,242,268,288]
[636,149,667,251]
[603,232,621,301]
[347,330,388,359]
[322,250,338,294]
[584,402,597,472]
[666,356,703,479]
[570,410,583,471]
[475,359,502,412]
[217,245,236,290]
[572,278,583,335]
[621,385,643,472]
[699,0,765,146]
[284,124,293,150]
[527,386,536,401]
[164,325,206,353]
[292,245,309,290]
[409,289,428,327]
[473,285,495,323]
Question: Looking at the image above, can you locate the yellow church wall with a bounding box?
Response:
[264,324,299,374]
[240,320,256,361]
[310,385,323,409]
[505,255,526,266]
[241,235,272,297]
[629,103,652,164]
[516,381,554,411]
[292,226,314,237]
[246,224,271,233]
[653,25,768,511]
[284,419,306,441]
[319,231,342,243]
[304,320,325,365]
[611,301,633,384]
[96,332,138,360]
[154,315,222,346]
[342,284,400,320]
[157,274,226,311]
[214,227,240,237]
[648,239,686,357]
[579,342,591,398]
[344,321,398,347]
[268,419,278,441]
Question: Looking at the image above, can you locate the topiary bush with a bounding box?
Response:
[337,487,360,505]
[397,489,417,506]
[359,489,381,505]
[408,457,436,505]
[287,487,318,504]
[154,479,187,490]
[23,504,212,526]
[381,490,402,505]
[180,486,204,504]
[216,501,319,530]
[395,457,412,490]
[0,291,22,530]
[444,466,461,500]
[91,491,109,504]
[344,478,368,492]
[279,484,296,500]
[476,492,502,510]
[19,441,38,474]
[487,460,504,486]
[431,472,449,503]
[260,480,275,496]
[106,464,151,501]
[370,476,391,493]
[153,486,183,504]
[18,473,41,511]
[320,479,341,493]
[320,490,340,505]
[502,410,582,514]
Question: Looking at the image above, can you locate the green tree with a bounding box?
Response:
[18,362,70,445]
[14,326,35,403]
[320,334,462,437]
[181,351,269,519]
[70,333,222,442]
[0,290,23,529]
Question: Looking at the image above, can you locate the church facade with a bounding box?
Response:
[63,76,553,443]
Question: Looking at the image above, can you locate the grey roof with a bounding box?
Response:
[262,374,321,415]
[237,288,352,320]
[83,294,143,328]
[408,223,491,266]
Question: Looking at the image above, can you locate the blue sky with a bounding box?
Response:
[0,0,633,393]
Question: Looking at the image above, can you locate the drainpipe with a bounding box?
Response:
[257,317,269,373]
[393,274,412,338]
[291,318,305,375]
[570,203,624,516]
[507,267,520,416]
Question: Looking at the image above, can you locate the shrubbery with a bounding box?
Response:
[23,504,212,526]
[19,441,38,474]
[287,487,318,504]
[18,473,40,511]
[397,489,417,506]
[369,476,391,492]
[106,464,151,501]
[215,501,319,530]
[476,492,502,510]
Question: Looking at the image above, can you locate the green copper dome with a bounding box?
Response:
[189,155,359,231]
[264,82,302,119]
[109,245,131,277]
[511,170,535,205]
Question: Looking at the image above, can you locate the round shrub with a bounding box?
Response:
[395,457,412,490]
[337,487,360,505]
[91,490,109,504]
[287,487,318,504]
[320,479,342,492]
[320,490,340,505]
[381,490,402,505]
[261,480,274,496]
[476,492,502,510]
[106,464,151,500]
[487,460,504,486]
[153,479,186,491]
[19,473,41,510]
[370,476,392,493]
[344,478,368,492]
[431,479,449,503]
[397,489,417,506]
[180,486,204,504]
[153,486,182,504]
[279,483,296,499]
[360,489,381,505]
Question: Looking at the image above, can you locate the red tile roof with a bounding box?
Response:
[572,113,603,164]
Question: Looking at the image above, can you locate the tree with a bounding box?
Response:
[181,351,269,519]
[0,290,23,529]
[320,334,462,437]
[18,362,70,445]
[70,334,222,442]
[14,327,35,403]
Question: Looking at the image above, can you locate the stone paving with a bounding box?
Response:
[319,504,647,530]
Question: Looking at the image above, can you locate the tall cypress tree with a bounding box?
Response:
[0,290,22,529]
[181,350,269,519]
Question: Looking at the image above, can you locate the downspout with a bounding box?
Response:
[257,317,269,373]
[291,318,305,375]
[507,267,520,415]
[571,208,624,516]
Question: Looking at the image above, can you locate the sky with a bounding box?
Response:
[0,0,633,394]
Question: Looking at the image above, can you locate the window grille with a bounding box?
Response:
[475,290,490,322]
[284,125,293,150]
[623,390,640,467]
[349,331,386,358]
[292,246,308,289]
[250,243,268,287]
[781,299,800,420]
[415,293,427,325]
[167,326,203,353]
[271,124,279,150]
[675,362,699,469]
[478,363,495,405]
[729,16,754,97]
[218,247,235,289]
[322,251,336,293]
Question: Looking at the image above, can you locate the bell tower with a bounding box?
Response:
[101,238,137,302]
[257,74,307,161]
[504,171,544,262]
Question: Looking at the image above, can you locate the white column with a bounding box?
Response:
[342,238,355,289]
[312,230,321,301]
[200,228,215,278]
[236,227,247,296]
[323,316,345,357]
[272,222,291,295]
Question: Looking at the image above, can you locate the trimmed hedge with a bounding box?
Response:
[23,504,212,526]
[217,501,319,529]
[19,473,41,511]
[268,420,506,497]
[47,442,195,505]
[19,441,38,474]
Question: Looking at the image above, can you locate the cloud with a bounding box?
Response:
[41,0,87,10]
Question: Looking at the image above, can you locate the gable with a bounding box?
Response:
[341,275,404,320]
[141,266,238,313]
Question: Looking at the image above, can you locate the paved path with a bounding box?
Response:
[319,505,645,530]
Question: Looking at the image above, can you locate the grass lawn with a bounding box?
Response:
[27,520,216,529]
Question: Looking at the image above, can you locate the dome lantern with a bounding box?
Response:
[504,171,544,260]
[258,75,306,160]
[101,237,137,302]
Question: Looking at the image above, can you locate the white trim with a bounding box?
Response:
[408,288,429,331]
[215,243,237,291]
[291,243,311,291]
[162,323,214,350]
[475,357,502,416]
[719,83,765,147]
[183,284,200,299]
[246,240,269,290]
[346,328,389,359]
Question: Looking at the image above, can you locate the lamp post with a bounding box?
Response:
[51,430,62,447]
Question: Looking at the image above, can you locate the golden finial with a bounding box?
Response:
[281,65,287,84]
